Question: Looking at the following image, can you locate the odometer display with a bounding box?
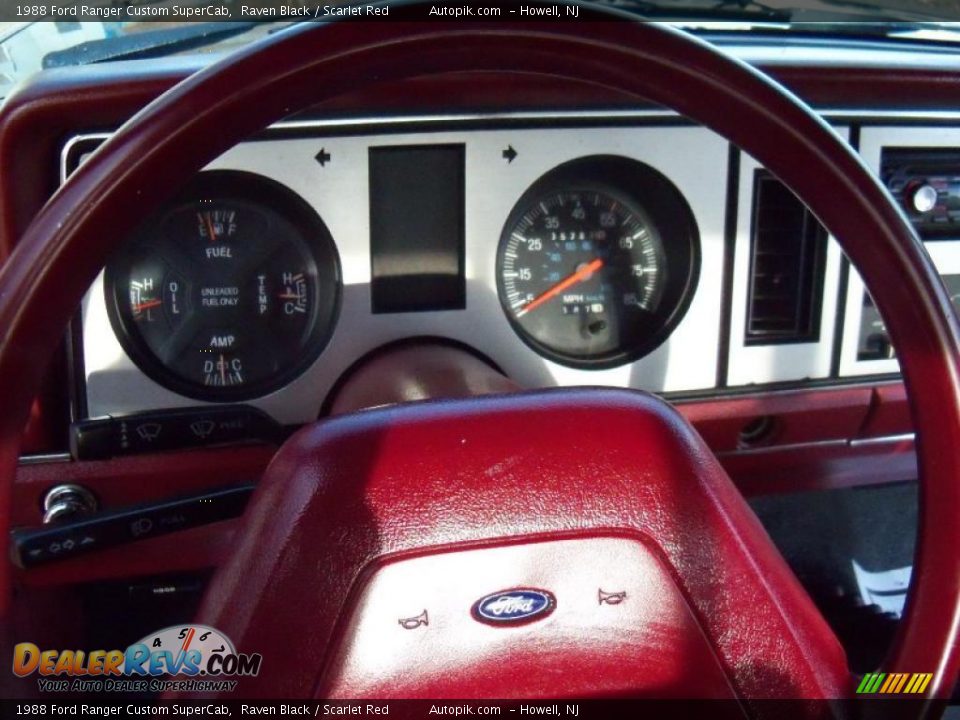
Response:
[497,158,699,368]
[106,171,341,401]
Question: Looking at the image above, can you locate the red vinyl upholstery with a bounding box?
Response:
[198,390,849,699]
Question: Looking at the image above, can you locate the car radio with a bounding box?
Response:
[882,148,960,239]
[854,148,960,362]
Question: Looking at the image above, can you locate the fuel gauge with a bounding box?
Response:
[197,208,237,243]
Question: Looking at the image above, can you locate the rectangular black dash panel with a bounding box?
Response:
[369,144,466,313]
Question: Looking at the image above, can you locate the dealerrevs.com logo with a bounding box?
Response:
[12,624,262,693]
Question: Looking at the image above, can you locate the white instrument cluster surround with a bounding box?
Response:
[68,116,955,425]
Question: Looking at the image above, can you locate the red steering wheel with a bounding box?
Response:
[1,11,959,707]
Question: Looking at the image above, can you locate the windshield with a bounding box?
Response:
[0,21,286,97]
[1,0,960,99]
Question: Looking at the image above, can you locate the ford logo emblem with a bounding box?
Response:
[471,588,556,626]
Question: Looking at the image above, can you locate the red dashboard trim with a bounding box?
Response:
[12,445,275,527]
[10,387,915,588]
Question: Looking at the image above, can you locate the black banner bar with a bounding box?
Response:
[0,698,953,720]
[0,0,957,24]
[0,1,623,24]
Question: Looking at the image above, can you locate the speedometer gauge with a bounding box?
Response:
[105,171,341,401]
[497,157,699,368]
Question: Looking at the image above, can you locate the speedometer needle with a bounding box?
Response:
[516,258,604,317]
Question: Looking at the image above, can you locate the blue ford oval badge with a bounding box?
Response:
[471,588,556,626]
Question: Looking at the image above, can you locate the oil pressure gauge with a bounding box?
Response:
[497,156,700,368]
[105,171,341,401]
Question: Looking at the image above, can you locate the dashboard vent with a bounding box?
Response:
[745,171,828,345]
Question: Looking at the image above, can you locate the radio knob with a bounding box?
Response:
[907,182,938,214]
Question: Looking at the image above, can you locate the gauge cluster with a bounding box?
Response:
[75,120,727,424]
[104,171,341,401]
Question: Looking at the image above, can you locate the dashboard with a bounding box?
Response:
[1,31,955,584]
[66,116,956,434]
[8,22,960,704]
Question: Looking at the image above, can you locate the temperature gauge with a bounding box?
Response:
[278,272,309,315]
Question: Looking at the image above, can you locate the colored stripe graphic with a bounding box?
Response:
[892,673,909,693]
[907,673,932,694]
[857,673,884,693]
[856,672,933,694]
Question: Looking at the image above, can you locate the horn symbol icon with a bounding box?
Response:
[398,610,429,630]
[598,589,627,605]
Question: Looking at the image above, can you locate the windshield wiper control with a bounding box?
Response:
[10,485,255,569]
[70,406,288,460]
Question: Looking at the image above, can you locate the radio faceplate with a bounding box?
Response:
[842,128,960,378]
[867,147,960,361]
[882,148,960,239]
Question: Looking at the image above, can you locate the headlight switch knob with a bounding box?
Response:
[42,484,98,525]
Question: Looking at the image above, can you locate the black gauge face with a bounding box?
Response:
[497,157,699,368]
[105,171,341,401]
[500,190,666,362]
